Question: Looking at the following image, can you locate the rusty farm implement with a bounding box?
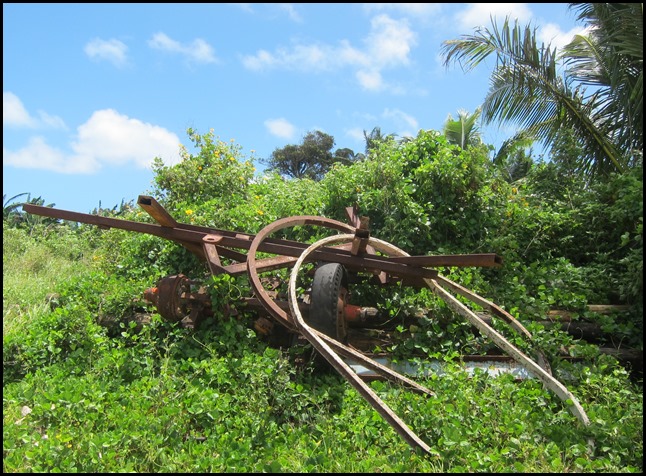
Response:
[24,195,591,455]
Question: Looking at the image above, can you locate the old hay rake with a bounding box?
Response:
[24,195,590,455]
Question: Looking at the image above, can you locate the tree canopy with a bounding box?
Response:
[440,2,643,176]
[264,130,362,181]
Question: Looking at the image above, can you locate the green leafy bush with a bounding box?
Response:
[3,127,642,472]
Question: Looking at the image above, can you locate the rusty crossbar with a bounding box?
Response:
[23,195,502,281]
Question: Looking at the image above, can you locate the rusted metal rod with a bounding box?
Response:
[23,202,442,281]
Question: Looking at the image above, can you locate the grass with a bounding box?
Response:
[3,224,643,472]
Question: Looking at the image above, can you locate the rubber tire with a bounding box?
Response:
[308,262,348,342]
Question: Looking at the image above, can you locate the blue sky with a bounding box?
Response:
[3,3,584,213]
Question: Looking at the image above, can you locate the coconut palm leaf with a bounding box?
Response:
[443,107,483,149]
[440,6,640,176]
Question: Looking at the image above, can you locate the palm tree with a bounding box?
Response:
[565,3,643,166]
[442,107,483,149]
[440,3,642,176]
[363,127,396,155]
[492,130,537,183]
[3,193,29,225]
[3,193,57,228]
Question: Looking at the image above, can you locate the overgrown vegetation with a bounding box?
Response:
[4,125,642,472]
[4,4,642,471]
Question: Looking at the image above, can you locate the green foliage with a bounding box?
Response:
[100,228,205,282]
[363,126,397,155]
[323,129,506,255]
[151,128,256,211]
[3,193,59,231]
[4,125,642,472]
[3,192,29,225]
[264,130,360,181]
[3,221,97,316]
[442,107,483,149]
[441,4,643,175]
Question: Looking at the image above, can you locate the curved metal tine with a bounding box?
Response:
[316,331,435,397]
[294,303,433,455]
[432,274,552,374]
[425,277,590,427]
[288,233,433,456]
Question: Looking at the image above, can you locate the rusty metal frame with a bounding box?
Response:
[22,194,591,456]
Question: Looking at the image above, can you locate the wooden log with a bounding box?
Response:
[547,305,631,321]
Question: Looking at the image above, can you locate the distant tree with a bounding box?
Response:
[363,126,396,155]
[89,198,136,217]
[442,107,483,149]
[3,193,29,225]
[265,130,361,180]
[3,193,57,229]
[492,131,537,183]
[334,147,365,163]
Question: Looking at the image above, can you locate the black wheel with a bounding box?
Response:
[308,262,349,343]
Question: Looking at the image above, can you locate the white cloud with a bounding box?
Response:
[3,92,67,129]
[37,111,67,130]
[242,43,356,73]
[3,136,98,174]
[84,38,129,68]
[264,118,296,139]
[241,50,275,71]
[71,109,181,169]
[3,109,181,174]
[342,108,418,146]
[364,14,416,68]
[235,3,254,14]
[148,33,218,64]
[362,3,443,19]
[456,4,533,31]
[3,91,35,127]
[539,24,587,51]
[454,5,587,55]
[381,108,418,139]
[383,107,418,131]
[241,14,415,93]
[346,127,366,143]
[278,3,303,22]
[355,70,384,92]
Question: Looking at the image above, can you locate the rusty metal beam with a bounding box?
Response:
[22,203,440,281]
[137,195,178,227]
[389,253,503,268]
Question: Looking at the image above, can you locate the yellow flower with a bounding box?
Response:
[185,209,194,215]
[198,166,203,171]
[257,210,264,215]
[229,156,235,162]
